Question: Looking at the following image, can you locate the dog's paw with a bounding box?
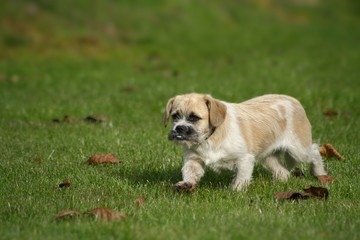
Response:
[175,181,196,193]
[231,179,250,192]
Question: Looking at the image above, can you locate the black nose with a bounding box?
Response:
[175,125,191,134]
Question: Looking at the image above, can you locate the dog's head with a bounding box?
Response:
[164,93,227,147]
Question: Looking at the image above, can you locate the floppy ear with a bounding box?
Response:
[163,97,175,127]
[204,95,227,127]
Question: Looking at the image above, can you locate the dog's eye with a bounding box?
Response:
[188,114,201,122]
[171,113,181,121]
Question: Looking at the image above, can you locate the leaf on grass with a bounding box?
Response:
[319,144,345,160]
[52,118,61,124]
[59,179,71,188]
[317,175,336,184]
[303,186,329,200]
[121,86,138,93]
[86,208,126,221]
[275,186,329,201]
[162,69,179,78]
[30,157,44,164]
[52,115,78,124]
[134,196,146,207]
[86,153,120,165]
[83,115,108,123]
[274,191,310,200]
[323,109,338,117]
[56,210,81,219]
[293,167,305,178]
[63,115,79,123]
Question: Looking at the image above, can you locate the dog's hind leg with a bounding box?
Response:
[286,144,327,177]
[262,153,290,181]
[308,144,327,176]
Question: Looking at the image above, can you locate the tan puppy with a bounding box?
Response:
[164,93,327,191]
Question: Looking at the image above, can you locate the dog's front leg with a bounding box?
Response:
[176,158,204,192]
[232,154,256,191]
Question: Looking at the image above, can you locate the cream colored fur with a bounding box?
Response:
[164,93,326,191]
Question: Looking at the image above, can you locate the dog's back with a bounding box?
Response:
[233,94,311,157]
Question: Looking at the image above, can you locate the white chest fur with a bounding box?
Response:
[186,104,248,171]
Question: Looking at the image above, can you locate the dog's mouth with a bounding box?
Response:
[168,132,199,143]
[168,132,191,142]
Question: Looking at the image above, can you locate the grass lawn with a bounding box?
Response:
[1,0,359,239]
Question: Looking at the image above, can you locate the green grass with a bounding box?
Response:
[1,0,360,239]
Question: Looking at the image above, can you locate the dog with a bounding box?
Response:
[164,93,327,191]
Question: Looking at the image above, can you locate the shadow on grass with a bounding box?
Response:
[114,165,271,190]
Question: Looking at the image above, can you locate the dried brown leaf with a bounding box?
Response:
[77,37,99,46]
[84,115,108,123]
[162,69,179,78]
[52,118,61,124]
[275,186,329,201]
[59,179,71,188]
[134,196,146,207]
[323,109,338,117]
[274,191,310,200]
[303,186,329,200]
[317,175,336,184]
[56,210,81,219]
[319,144,345,160]
[63,115,79,123]
[86,153,120,165]
[121,86,138,93]
[30,157,44,164]
[86,208,125,221]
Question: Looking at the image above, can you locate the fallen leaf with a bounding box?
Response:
[303,186,329,200]
[293,167,305,178]
[56,210,81,219]
[59,179,71,188]
[121,86,138,93]
[274,191,310,200]
[63,115,79,123]
[317,175,336,184]
[162,69,179,78]
[134,64,144,72]
[319,144,345,160]
[84,115,108,123]
[77,37,99,46]
[86,153,120,165]
[51,115,78,124]
[323,109,338,117]
[134,196,146,207]
[275,186,329,201]
[86,208,125,221]
[52,118,61,124]
[30,157,44,164]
